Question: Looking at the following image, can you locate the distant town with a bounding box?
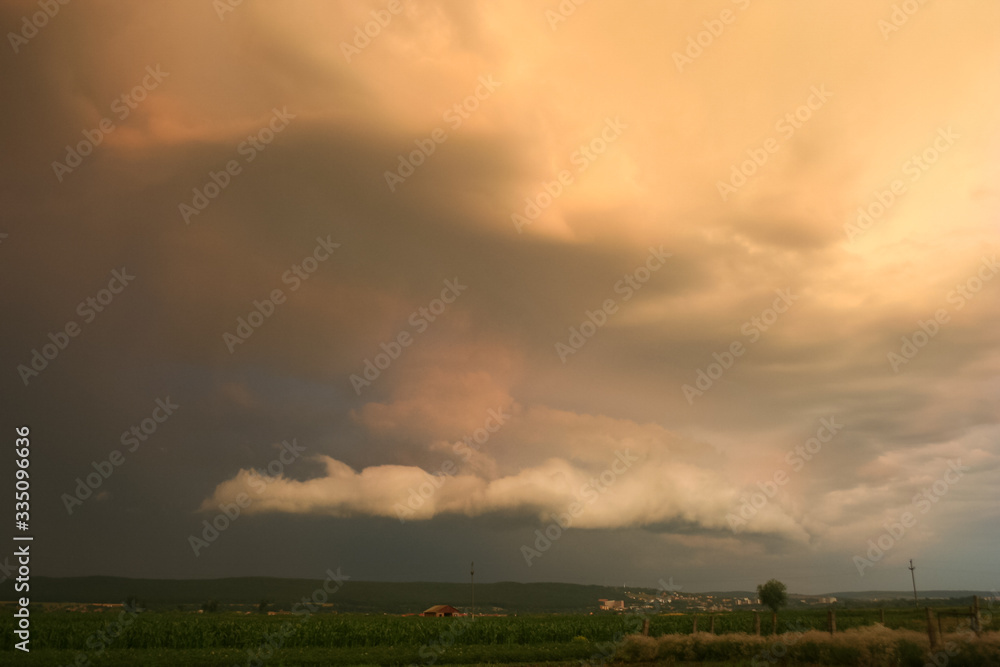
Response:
[599,590,836,614]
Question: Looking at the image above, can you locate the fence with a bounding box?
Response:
[637,596,987,644]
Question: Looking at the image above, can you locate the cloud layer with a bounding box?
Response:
[3,0,999,592]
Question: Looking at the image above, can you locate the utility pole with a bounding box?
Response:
[909,559,918,607]
[470,561,475,620]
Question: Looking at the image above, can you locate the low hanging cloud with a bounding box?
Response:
[199,451,807,541]
[200,391,813,543]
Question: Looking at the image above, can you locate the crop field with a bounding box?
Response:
[1,607,993,666]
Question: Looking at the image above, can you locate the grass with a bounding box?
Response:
[0,644,600,666]
[617,626,1000,666]
[1,607,995,666]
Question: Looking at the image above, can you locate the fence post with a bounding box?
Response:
[692,615,698,633]
[879,608,884,625]
[973,595,981,635]
[772,612,777,635]
[926,607,939,649]
[709,615,715,634]
[754,611,761,636]
[642,618,650,637]
[828,609,836,634]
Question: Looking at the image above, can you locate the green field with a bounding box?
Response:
[2,607,993,666]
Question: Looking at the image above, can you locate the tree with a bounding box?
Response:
[757,579,787,613]
[757,579,787,634]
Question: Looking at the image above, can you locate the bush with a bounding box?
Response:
[615,634,658,662]
[616,625,941,665]
[937,631,1000,667]
[654,633,766,662]
[896,638,925,667]
[785,627,926,666]
[692,634,761,661]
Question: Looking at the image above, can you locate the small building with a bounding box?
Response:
[422,605,461,617]
[599,599,625,611]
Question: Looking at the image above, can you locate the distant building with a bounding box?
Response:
[599,599,625,611]
[422,605,461,617]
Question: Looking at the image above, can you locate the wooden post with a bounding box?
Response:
[692,615,698,633]
[772,612,777,635]
[709,615,715,634]
[754,611,761,636]
[879,608,885,625]
[642,618,650,637]
[938,612,943,638]
[828,609,836,634]
[926,607,938,649]
[973,595,981,635]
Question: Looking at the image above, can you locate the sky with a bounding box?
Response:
[2,0,999,596]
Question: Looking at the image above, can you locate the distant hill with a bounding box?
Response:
[705,590,990,603]
[3,577,990,613]
[2,577,632,614]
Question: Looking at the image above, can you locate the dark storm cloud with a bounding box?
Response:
[2,0,998,594]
